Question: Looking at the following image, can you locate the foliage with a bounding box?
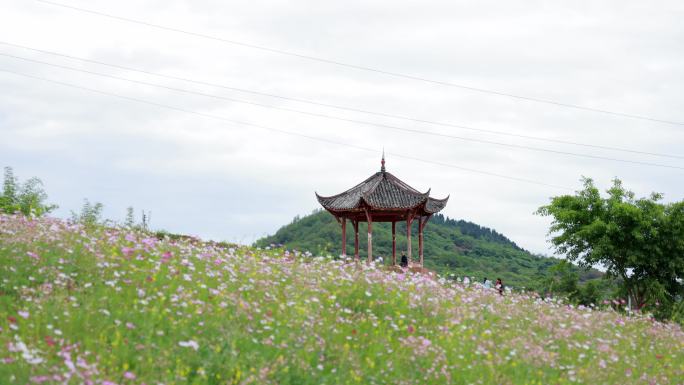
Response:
[536,260,610,306]
[538,260,580,298]
[0,166,57,217]
[125,206,135,228]
[255,210,602,290]
[70,199,104,227]
[0,214,682,384]
[537,177,684,318]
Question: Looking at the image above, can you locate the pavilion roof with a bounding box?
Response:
[316,167,449,215]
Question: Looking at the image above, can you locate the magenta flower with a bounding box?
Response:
[26,251,39,260]
[142,237,156,247]
[161,251,173,263]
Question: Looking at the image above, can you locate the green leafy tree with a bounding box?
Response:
[575,280,602,306]
[125,206,135,228]
[538,260,579,298]
[537,177,684,316]
[0,166,57,216]
[1,167,18,211]
[71,199,104,227]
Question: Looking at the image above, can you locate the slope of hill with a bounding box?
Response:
[256,210,600,289]
[1,214,681,384]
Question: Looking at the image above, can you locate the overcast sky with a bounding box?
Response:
[1,0,683,255]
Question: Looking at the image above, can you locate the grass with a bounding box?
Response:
[1,214,682,384]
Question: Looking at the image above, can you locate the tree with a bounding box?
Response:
[539,260,579,298]
[125,206,135,228]
[1,167,18,210]
[537,177,684,316]
[0,166,57,216]
[71,199,104,227]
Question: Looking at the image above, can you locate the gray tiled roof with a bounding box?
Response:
[316,171,448,213]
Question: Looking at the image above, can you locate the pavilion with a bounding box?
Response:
[315,155,449,266]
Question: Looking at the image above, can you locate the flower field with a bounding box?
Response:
[1,214,683,384]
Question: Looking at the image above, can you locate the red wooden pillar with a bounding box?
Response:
[418,216,423,267]
[406,212,413,264]
[353,220,359,262]
[365,209,373,264]
[419,215,431,267]
[391,221,397,265]
[341,217,347,258]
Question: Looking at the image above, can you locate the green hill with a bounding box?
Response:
[255,210,602,289]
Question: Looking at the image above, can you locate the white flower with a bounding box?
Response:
[178,340,199,351]
[12,336,43,365]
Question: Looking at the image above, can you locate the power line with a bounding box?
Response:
[2,41,682,160]
[0,68,575,191]
[3,52,683,171]
[35,0,684,127]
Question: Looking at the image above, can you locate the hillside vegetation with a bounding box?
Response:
[1,214,682,384]
[256,210,601,289]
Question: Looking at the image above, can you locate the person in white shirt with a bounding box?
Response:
[483,278,492,289]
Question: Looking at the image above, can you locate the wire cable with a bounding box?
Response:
[34,0,684,127]
[3,52,682,171]
[0,68,575,191]
[2,41,682,160]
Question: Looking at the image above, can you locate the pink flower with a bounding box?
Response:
[407,325,415,334]
[30,375,51,383]
[44,335,56,347]
[123,371,136,380]
[142,237,156,247]
[126,322,135,330]
[18,310,29,319]
[161,251,173,263]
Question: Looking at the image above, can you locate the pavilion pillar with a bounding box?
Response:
[353,220,359,262]
[365,210,373,264]
[391,221,397,266]
[406,212,413,264]
[418,217,423,267]
[419,215,431,267]
[341,217,347,258]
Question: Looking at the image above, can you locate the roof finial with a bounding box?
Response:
[381,148,386,173]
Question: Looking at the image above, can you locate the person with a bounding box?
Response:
[496,278,504,295]
[400,252,408,268]
[483,277,492,289]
